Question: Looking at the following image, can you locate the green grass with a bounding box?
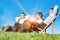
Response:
[0,32,60,40]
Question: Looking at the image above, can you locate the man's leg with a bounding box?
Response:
[39,22,47,30]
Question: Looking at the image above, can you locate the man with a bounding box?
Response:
[44,5,58,25]
[16,12,26,24]
[14,12,33,32]
[35,12,43,24]
[30,12,44,32]
[13,12,26,32]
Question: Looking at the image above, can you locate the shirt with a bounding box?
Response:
[35,18,43,24]
[15,15,31,24]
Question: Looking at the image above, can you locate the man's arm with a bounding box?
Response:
[53,5,58,15]
[15,17,20,22]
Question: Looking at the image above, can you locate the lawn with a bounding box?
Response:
[0,32,60,40]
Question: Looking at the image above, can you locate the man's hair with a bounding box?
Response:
[21,12,25,16]
[50,8,54,10]
[37,12,43,18]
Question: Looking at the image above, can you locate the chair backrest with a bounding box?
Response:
[41,13,60,32]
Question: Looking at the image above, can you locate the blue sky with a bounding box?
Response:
[0,0,60,34]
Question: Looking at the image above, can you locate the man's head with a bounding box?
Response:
[50,8,54,14]
[20,12,25,19]
[36,12,43,19]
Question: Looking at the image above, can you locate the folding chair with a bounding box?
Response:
[37,13,60,33]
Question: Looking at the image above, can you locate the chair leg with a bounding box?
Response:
[52,22,54,34]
